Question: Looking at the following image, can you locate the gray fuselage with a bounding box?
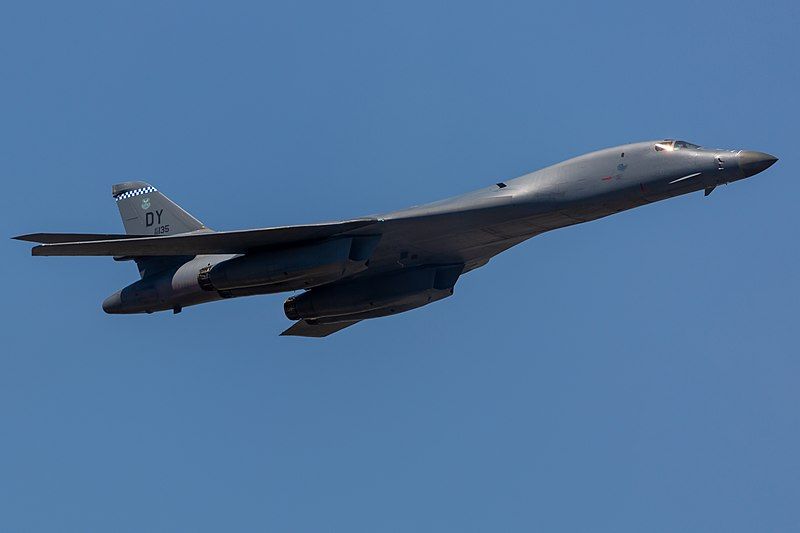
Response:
[356,140,770,274]
[99,140,777,323]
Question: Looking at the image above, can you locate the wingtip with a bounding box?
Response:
[279,322,305,337]
[280,319,361,337]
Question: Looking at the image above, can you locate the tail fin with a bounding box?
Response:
[112,181,206,236]
[112,181,207,279]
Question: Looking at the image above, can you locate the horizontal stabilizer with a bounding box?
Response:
[21,219,379,256]
[14,233,142,244]
[280,319,361,337]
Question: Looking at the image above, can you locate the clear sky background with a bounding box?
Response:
[1,1,798,531]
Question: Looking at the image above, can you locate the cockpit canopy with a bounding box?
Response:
[654,139,701,152]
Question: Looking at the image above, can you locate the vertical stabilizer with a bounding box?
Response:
[111,181,207,279]
[112,181,206,236]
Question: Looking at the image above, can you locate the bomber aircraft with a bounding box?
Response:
[15,140,777,337]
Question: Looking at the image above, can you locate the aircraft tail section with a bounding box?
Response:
[112,181,206,236]
[111,181,207,279]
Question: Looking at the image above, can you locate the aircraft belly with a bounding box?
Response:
[351,202,557,270]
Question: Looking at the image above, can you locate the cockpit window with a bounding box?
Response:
[655,139,701,152]
[674,140,700,150]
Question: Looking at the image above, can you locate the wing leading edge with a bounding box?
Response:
[15,219,379,256]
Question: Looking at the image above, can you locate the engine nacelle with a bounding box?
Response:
[102,236,381,314]
[284,264,464,322]
[103,254,232,314]
[198,236,380,293]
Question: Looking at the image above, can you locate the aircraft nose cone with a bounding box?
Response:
[102,291,122,314]
[739,150,778,178]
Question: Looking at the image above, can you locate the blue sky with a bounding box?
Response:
[1,1,798,531]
